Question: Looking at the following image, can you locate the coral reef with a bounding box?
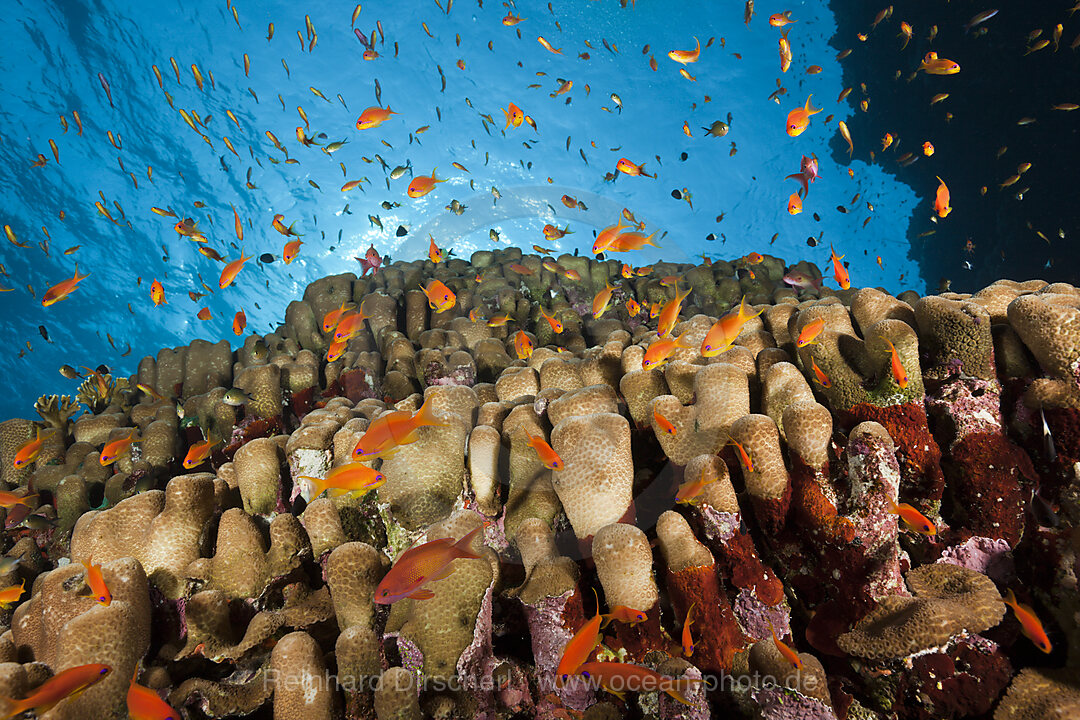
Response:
[1,250,1077,719]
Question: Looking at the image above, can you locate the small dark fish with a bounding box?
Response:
[59,364,81,379]
[703,121,729,137]
[1041,408,1057,463]
[396,225,408,236]
[1030,493,1060,528]
[260,253,276,264]
[963,9,998,34]
[98,72,114,108]
[38,325,51,342]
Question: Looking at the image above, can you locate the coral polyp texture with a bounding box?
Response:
[2,251,1078,719]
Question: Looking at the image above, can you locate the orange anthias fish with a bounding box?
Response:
[173,218,205,241]
[41,265,89,306]
[934,176,952,218]
[542,224,572,241]
[515,330,534,359]
[810,357,832,388]
[182,436,219,469]
[420,279,456,313]
[407,168,446,198]
[769,11,796,26]
[326,339,347,363]
[918,51,960,75]
[653,409,677,436]
[283,238,303,264]
[728,435,755,472]
[82,556,112,606]
[299,462,386,499]
[487,314,510,327]
[787,192,803,215]
[601,606,647,627]
[770,621,803,669]
[592,282,617,318]
[886,497,936,535]
[575,662,692,705]
[272,214,303,237]
[99,430,138,466]
[503,102,524,129]
[642,332,691,371]
[786,95,822,137]
[526,432,563,470]
[656,285,690,338]
[668,36,701,64]
[626,298,641,317]
[615,157,655,178]
[701,297,763,357]
[675,471,715,505]
[0,580,25,609]
[428,235,447,263]
[150,279,166,306]
[218,251,252,289]
[608,230,660,252]
[682,603,696,657]
[502,11,526,26]
[0,491,37,509]
[1003,589,1052,653]
[1,664,112,718]
[233,308,247,336]
[830,244,850,289]
[540,308,564,334]
[13,428,55,469]
[880,337,908,388]
[322,301,356,333]
[557,592,603,686]
[356,105,398,129]
[128,674,180,720]
[796,318,826,348]
[352,397,447,459]
[592,219,628,254]
[334,308,370,342]
[374,527,483,604]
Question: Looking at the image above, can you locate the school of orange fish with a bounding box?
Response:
[5,1,1077,708]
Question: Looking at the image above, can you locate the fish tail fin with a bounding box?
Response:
[644,232,661,248]
[299,475,327,499]
[666,677,696,706]
[675,284,691,305]
[806,94,820,113]
[1004,588,1017,607]
[451,526,484,559]
[17,494,38,508]
[413,396,448,429]
[1,697,31,719]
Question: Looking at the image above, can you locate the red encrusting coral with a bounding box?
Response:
[844,402,945,506]
[892,637,1013,720]
[662,562,748,673]
[604,603,669,661]
[747,481,792,537]
[789,457,855,543]
[943,432,1034,547]
[718,528,785,607]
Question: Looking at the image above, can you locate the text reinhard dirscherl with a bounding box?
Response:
[262,668,819,695]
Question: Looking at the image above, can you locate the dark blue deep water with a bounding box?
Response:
[1,0,1077,420]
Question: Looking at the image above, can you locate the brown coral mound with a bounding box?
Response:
[837,565,1004,660]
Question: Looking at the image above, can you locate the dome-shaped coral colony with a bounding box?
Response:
[2,250,1079,719]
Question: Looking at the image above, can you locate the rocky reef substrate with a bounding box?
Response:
[2,248,1079,719]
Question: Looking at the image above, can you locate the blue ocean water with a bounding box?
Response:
[2,0,937,420]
